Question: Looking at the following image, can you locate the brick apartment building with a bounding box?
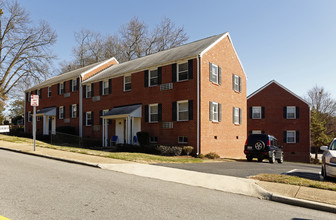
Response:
[247,80,310,162]
[25,32,247,158]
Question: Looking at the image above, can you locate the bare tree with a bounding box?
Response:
[305,86,336,117]
[0,0,56,102]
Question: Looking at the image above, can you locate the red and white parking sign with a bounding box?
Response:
[30,95,39,106]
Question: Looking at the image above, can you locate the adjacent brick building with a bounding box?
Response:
[247,80,310,162]
[25,33,247,158]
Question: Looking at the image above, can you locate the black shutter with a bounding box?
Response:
[69,105,72,118]
[172,102,177,121]
[109,79,112,94]
[144,105,149,122]
[39,89,42,99]
[262,107,265,119]
[158,104,162,121]
[58,83,60,95]
[91,83,94,97]
[209,63,212,82]
[99,81,102,95]
[209,101,213,121]
[63,82,66,93]
[158,67,162,84]
[283,107,287,119]
[83,85,86,98]
[249,107,252,119]
[76,77,79,91]
[218,67,222,85]
[76,104,78,118]
[283,131,287,143]
[26,93,28,102]
[188,100,193,120]
[63,106,66,118]
[70,80,72,92]
[91,111,94,125]
[172,63,177,82]
[188,59,193,79]
[99,110,102,125]
[296,107,300,119]
[296,131,300,143]
[238,76,241,92]
[144,70,149,87]
[84,112,87,126]
[218,103,222,122]
[56,107,59,119]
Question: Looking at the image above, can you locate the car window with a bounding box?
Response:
[331,141,336,150]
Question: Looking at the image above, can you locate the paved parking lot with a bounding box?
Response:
[155,160,321,180]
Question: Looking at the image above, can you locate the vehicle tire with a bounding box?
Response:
[257,158,263,162]
[246,156,253,162]
[269,152,275,163]
[254,141,265,151]
[321,165,330,181]
[277,153,284,164]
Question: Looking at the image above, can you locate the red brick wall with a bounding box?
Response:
[247,82,310,163]
[200,35,247,158]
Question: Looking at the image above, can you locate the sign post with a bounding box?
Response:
[31,95,39,151]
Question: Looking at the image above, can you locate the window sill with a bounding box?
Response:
[233,123,241,126]
[178,142,188,144]
[123,90,131,92]
[148,121,158,123]
[177,120,189,122]
[149,84,158,87]
[211,120,219,124]
[177,79,189,83]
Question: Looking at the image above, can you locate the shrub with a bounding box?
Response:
[196,153,205,159]
[156,145,182,156]
[183,146,194,156]
[205,152,220,159]
[137,131,149,146]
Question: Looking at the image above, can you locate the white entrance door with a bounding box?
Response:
[115,119,125,144]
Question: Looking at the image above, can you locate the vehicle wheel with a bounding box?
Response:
[257,158,263,162]
[254,141,265,151]
[246,156,253,162]
[269,152,275,163]
[321,165,330,181]
[277,153,283,164]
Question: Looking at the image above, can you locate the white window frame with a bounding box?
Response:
[177,100,189,121]
[59,106,64,119]
[86,112,92,126]
[72,79,77,92]
[149,104,159,123]
[149,136,158,143]
[28,111,31,122]
[286,130,296,143]
[177,62,188,82]
[86,84,92,98]
[72,104,77,118]
[102,80,109,95]
[233,107,240,125]
[178,136,188,144]
[286,106,296,119]
[210,63,219,84]
[48,87,52,97]
[252,106,262,119]
[233,74,240,92]
[124,75,132,91]
[210,102,219,122]
[149,69,158,86]
[59,82,64,94]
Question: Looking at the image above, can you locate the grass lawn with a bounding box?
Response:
[0,134,204,164]
[251,173,336,191]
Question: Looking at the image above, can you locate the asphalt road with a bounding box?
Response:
[1,150,334,220]
[156,160,322,180]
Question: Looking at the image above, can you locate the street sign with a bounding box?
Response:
[31,94,39,106]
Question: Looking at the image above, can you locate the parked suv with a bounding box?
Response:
[244,134,284,163]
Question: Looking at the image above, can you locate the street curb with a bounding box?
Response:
[0,147,100,168]
[270,193,336,214]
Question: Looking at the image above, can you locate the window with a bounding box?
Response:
[150,136,158,143]
[233,107,241,125]
[286,106,296,119]
[37,116,40,121]
[233,74,241,92]
[177,62,188,81]
[48,87,52,97]
[72,79,78,92]
[252,107,261,119]
[103,109,109,116]
[86,84,92,98]
[286,130,296,143]
[124,75,131,91]
[210,102,219,122]
[178,136,188,144]
[149,104,158,122]
[28,92,31,102]
[86,112,92,126]
[252,130,262,134]
[177,101,188,121]
[59,106,64,119]
[28,111,32,122]
[149,70,158,86]
[102,80,109,95]
[37,89,41,97]
[72,104,77,118]
[210,63,218,84]
[59,83,64,95]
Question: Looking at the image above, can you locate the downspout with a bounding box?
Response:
[197,55,200,155]
[24,93,26,133]
[79,77,83,138]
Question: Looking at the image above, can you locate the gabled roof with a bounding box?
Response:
[247,80,309,105]
[84,32,240,84]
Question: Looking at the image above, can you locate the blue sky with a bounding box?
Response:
[18,0,336,98]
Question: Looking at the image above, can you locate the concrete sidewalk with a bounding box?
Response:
[0,140,335,213]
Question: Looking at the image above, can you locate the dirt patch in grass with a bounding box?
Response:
[251,173,336,191]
